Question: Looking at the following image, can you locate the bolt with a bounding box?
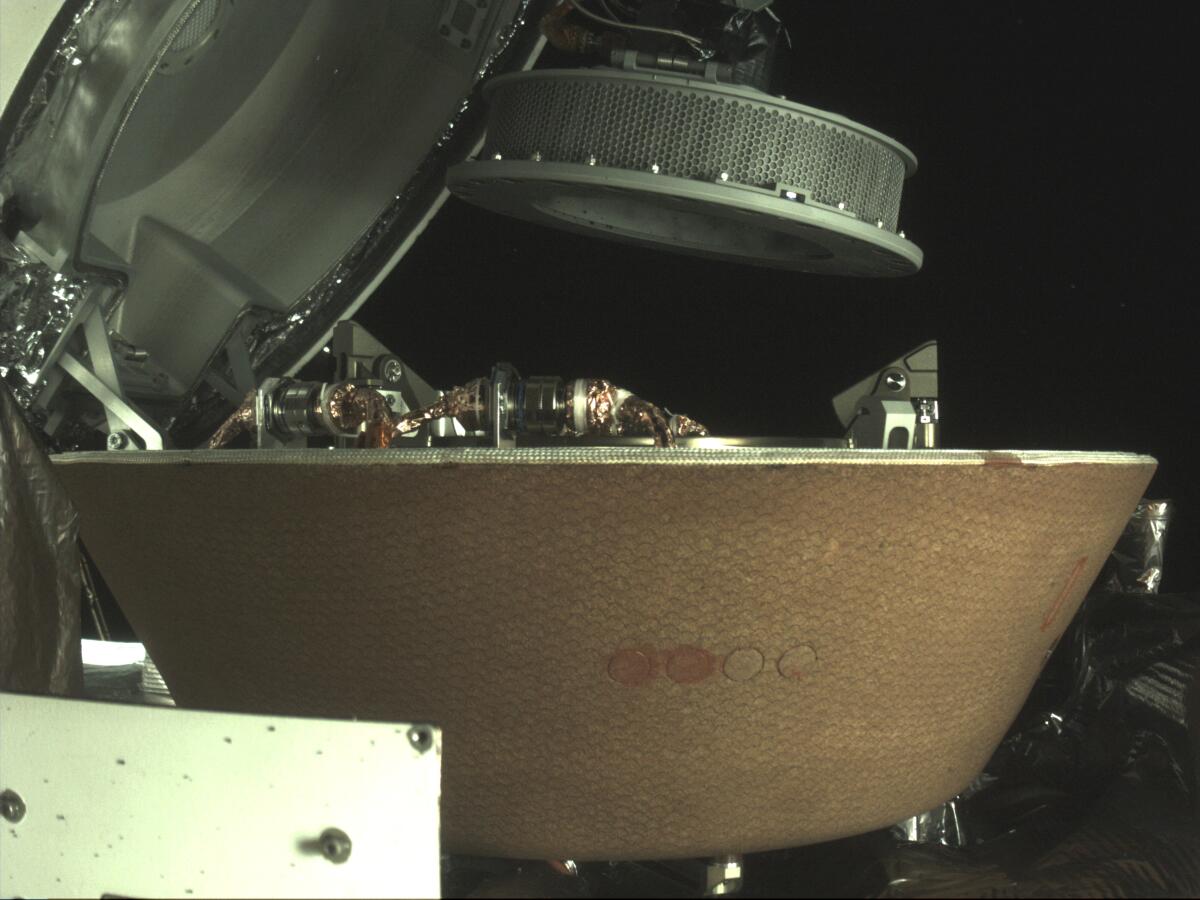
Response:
[884,371,907,392]
[106,432,129,451]
[407,726,433,754]
[837,201,847,210]
[319,828,352,864]
[876,219,885,228]
[899,230,907,239]
[586,154,597,166]
[530,150,542,162]
[381,359,403,383]
[385,395,396,408]
[491,152,502,161]
[650,163,661,174]
[719,171,730,182]
[0,790,25,824]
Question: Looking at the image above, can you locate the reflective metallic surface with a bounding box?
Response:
[0,0,542,450]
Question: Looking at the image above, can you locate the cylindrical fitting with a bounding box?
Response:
[268,380,325,439]
[514,376,566,434]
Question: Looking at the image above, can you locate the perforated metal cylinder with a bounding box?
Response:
[479,69,913,231]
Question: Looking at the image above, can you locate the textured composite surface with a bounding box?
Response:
[54,449,1155,859]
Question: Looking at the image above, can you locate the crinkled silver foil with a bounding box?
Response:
[1,0,540,449]
[0,236,87,407]
[244,0,537,373]
[2,0,121,162]
[1100,498,1172,593]
[1,0,124,412]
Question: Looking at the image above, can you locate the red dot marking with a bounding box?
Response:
[608,649,652,687]
[666,646,716,684]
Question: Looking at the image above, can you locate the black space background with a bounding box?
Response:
[354,3,1200,590]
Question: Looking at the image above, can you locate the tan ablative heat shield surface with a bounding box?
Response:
[53,448,1155,859]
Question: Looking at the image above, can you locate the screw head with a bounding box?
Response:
[899,230,907,239]
[650,163,661,174]
[106,432,128,451]
[319,828,352,864]
[530,150,543,162]
[586,154,597,166]
[884,371,907,391]
[719,171,730,182]
[407,726,434,754]
[0,790,25,823]
[491,152,502,161]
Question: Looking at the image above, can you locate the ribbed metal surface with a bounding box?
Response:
[481,70,910,231]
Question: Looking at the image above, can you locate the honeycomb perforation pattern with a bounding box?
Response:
[55,454,1154,860]
[482,75,909,231]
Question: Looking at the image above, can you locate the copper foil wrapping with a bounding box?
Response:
[390,379,489,443]
[206,376,706,449]
[616,394,675,447]
[326,383,392,434]
[672,414,710,437]
[207,391,257,450]
[540,1,620,55]
[584,379,620,436]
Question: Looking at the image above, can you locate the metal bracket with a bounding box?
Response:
[39,295,165,449]
[832,341,939,449]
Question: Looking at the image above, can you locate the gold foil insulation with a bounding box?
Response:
[672,415,710,437]
[207,391,257,449]
[390,378,489,444]
[540,2,623,55]
[616,394,675,447]
[208,377,706,449]
[564,379,708,447]
[325,383,394,445]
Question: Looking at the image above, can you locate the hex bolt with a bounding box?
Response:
[407,726,433,754]
[106,431,129,451]
[884,371,907,392]
[319,828,352,864]
[0,790,25,823]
